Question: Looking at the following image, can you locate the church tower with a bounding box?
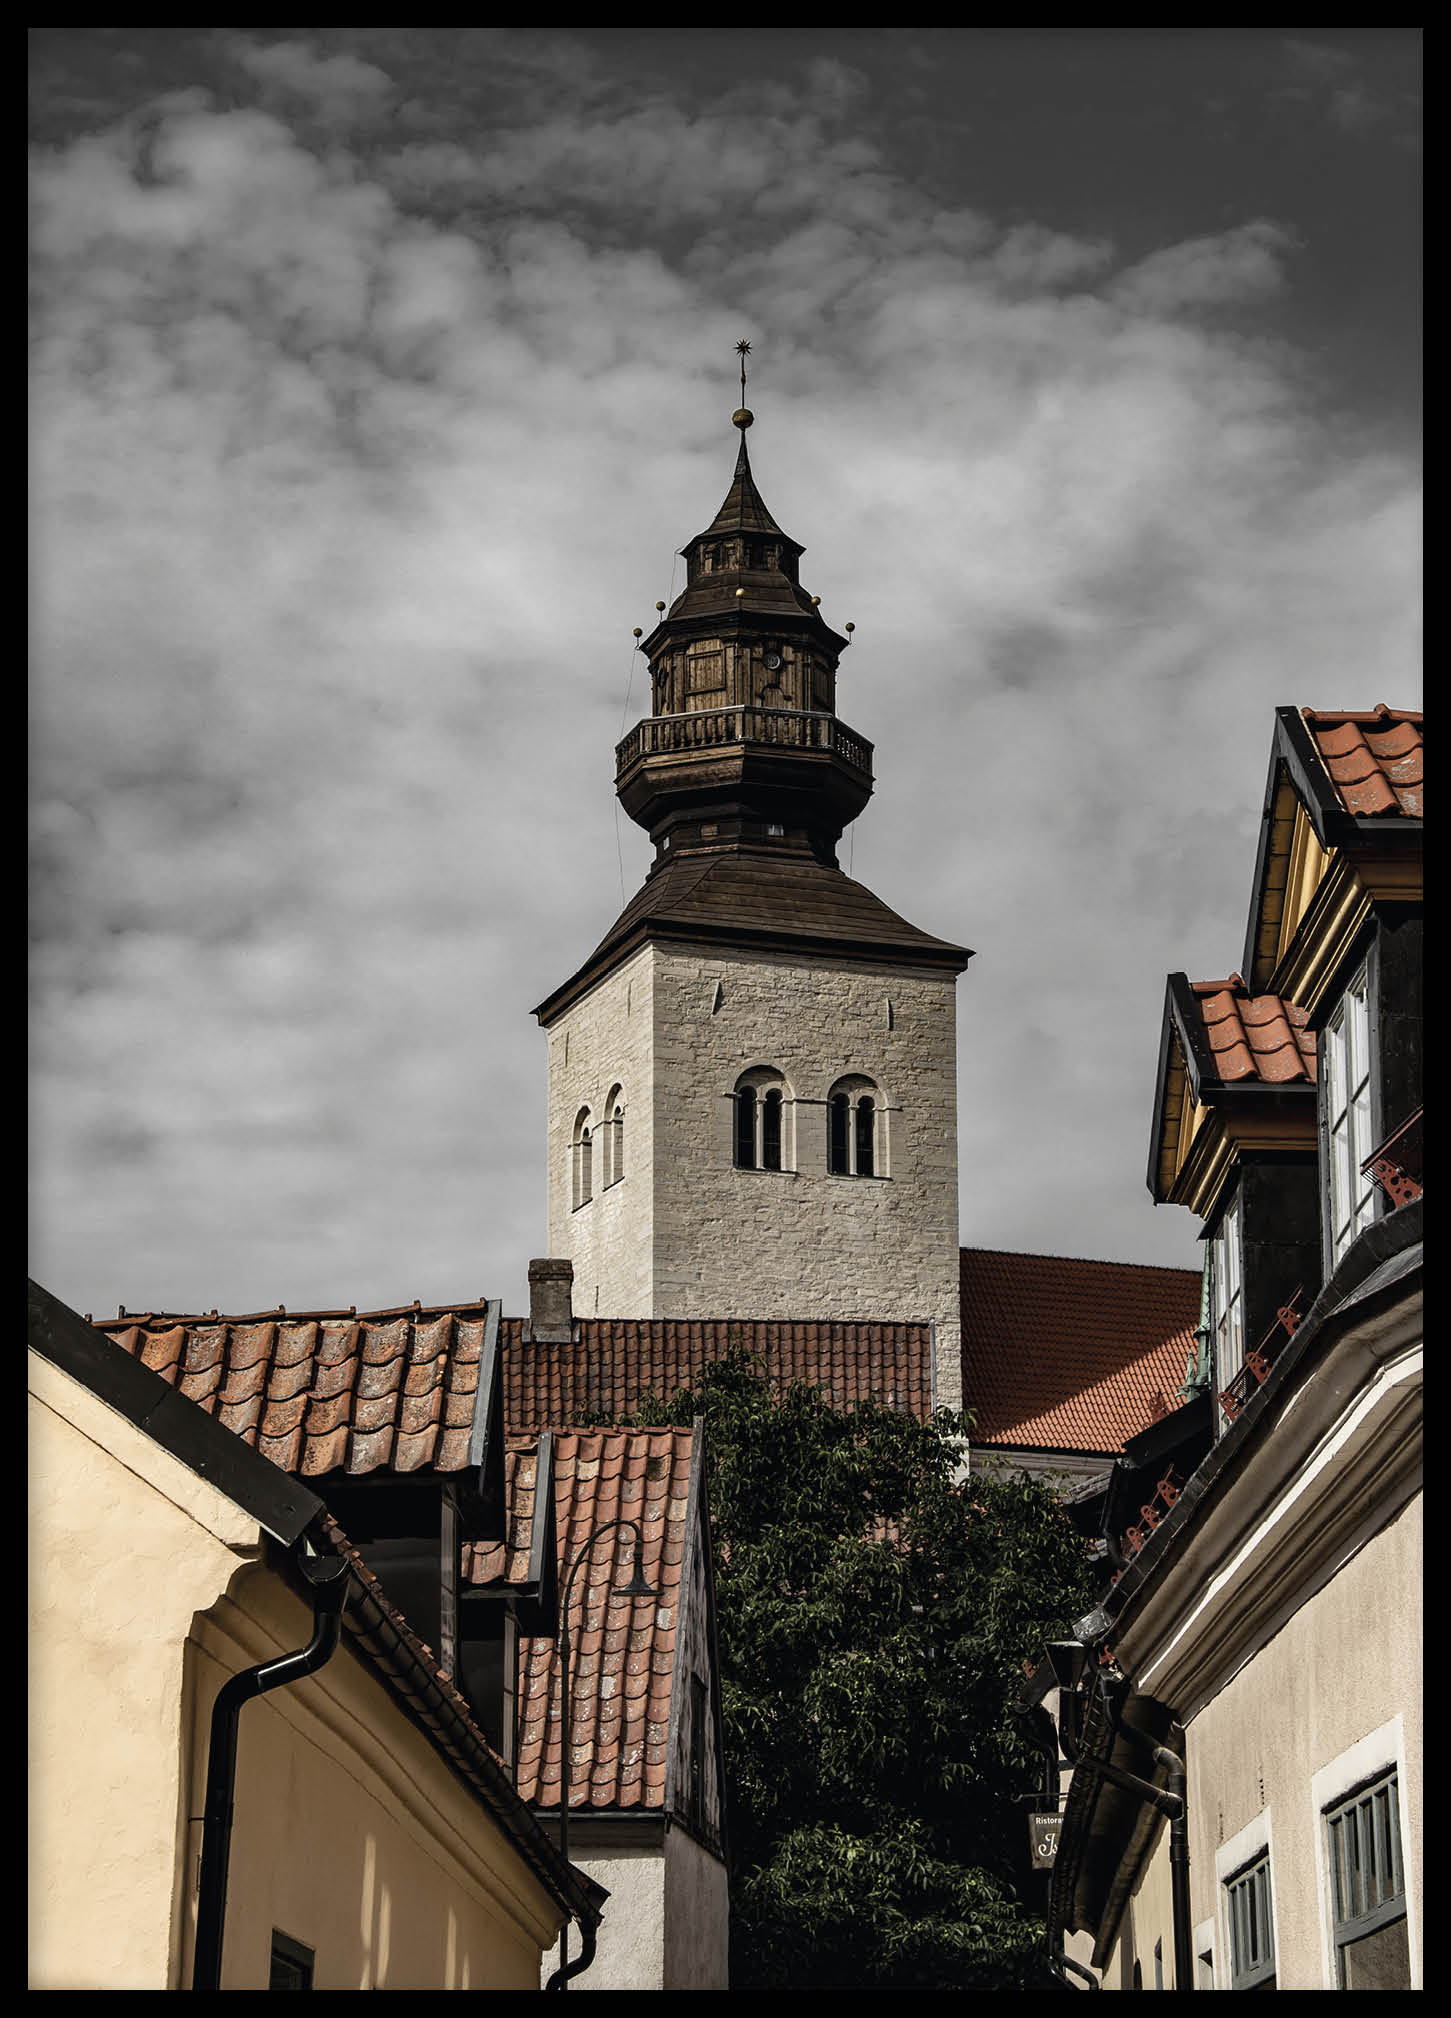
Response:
[534,371,971,1407]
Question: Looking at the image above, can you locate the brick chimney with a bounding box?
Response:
[527,1258,574,1344]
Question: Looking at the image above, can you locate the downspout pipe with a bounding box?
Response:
[544,1912,597,1992]
[1066,1746,1192,1992]
[191,1546,350,1991]
[1154,1743,1192,1991]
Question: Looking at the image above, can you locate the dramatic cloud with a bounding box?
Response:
[30,32,1420,1319]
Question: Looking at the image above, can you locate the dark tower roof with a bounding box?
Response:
[538,394,972,1023]
[694,430,798,547]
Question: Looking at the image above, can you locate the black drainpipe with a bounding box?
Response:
[1066,1743,1192,1992]
[192,1546,350,1991]
[544,1911,598,1991]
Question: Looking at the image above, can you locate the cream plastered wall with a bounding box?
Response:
[547,940,963,1408]
[29,1348,267,1991]
[190,1568,565,1990]
[1108,1492,1421,1991]
[539,1842,665,1990]
[663,1826,730,1988]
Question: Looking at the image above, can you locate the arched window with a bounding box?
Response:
[572,1107,593,1210]
[827,1076,884,1178]
[733,1068,793,1172]
[603,1086,625,1188]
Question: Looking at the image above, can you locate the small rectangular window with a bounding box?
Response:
[269,1929,314,1990]
[1326,1771,1410,1989]
[1324,962,1375,1263]
[1226,1850,1275,1990]
[1211,1191,1244,1435]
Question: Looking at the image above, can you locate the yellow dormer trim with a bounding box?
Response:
[1278,803,1333,975]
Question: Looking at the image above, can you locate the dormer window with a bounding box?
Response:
[1324,960,1375,1265]
[733,1068,792,1172]
[827,1076,883,1178]
[1209,1189,1244,1436]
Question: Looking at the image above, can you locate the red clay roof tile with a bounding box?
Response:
[1190,977,1316,1087]
[1302,705,1423,819]
[960,1247,1200,1454]
[467,1428,696,1814]
[502,1317,932,1433]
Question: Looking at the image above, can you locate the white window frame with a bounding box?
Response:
[1310,1716,1419,1990]
[1210,1189,1244,1436]
[1215,1807,1278,1993]
[1323,959,1375,1264]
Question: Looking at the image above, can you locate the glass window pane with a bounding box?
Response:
[1341,1918,1411,1991]
[829,1095,849,1174]
[736,1087,756,1169]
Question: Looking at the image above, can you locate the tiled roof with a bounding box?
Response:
[501,1317,934,1433]
[1302,705,1423,820]
[93,1305,934,1467]
[465,1429,695,1814]
[1189,977,1316,1086]
[94,1302,491,1477]
[960,1248,1200,1454]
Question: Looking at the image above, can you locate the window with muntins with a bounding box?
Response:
[1326,1772,1410,1989]
[1226,1850,1276,1989]
[1211,1190,1244,1435]
[827,1076,883,1177]
[1324,961,1375,1264]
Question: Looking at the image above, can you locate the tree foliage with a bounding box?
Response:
[620,1355,1098,1987]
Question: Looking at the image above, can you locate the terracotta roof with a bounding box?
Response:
[1301,705,1423,820]
[93,1302,491,1477]
[93,1304,934,1464]
[960,1248,1200,1454]
[501,1316,934,1433]
[1188,977,1316,1087]
[466,1429,695,1814]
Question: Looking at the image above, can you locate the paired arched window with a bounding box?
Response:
[572,1107,593,1210]
[828,1076,882,1178]
[603,1086,625,1188]
[734,1067,791,1172]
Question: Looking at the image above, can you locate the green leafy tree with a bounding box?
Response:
[620,1355,1097,1988]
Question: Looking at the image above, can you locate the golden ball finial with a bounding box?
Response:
[732,407,754,430]
[632,627,643,638]
[655,600,666,612]
[811,595,821,607]
[845,622,855,633]
[735,587,746,598]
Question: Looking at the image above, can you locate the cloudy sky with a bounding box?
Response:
[30,28,1420,1323]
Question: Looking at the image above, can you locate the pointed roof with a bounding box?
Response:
[689,431,799,551]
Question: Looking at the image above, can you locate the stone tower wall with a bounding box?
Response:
[544,938,963,1409]
[544,945,655,1321]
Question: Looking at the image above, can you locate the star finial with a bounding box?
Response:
[733,339,754,431]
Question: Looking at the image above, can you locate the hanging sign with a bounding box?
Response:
[1029,1812,1062,1868]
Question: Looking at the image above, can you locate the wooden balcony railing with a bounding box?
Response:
[615,707,874,780]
